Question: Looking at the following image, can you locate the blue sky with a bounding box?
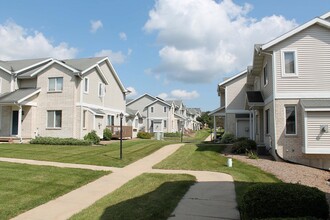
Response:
[0,0,329,111]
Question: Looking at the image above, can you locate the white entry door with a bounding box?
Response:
[236,120,250,138]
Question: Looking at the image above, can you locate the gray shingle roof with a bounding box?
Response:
[0,88,40,104]
[62,57,106,71]
[0,58,51,72]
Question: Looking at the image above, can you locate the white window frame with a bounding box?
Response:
[265,109,270,135]
[164,106,167,113]
[48,77,63,92]
[107,115,114,126]
[47,110,62,128]
[285,105,297,136]
[263,62,269,86]
[83,110,87,129]
[281,49,298,77]
[98,82,105,97]
[83,77,89,94]
[151,107,154,113]
[164,120,167,128]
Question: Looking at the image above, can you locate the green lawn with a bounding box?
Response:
[154,143,280,206]
[70,173,195,220]
[0,139,172,167]
[0,162,108,219]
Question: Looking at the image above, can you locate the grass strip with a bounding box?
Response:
[0,139,172,167]
[70,173,195,220]
[154,142,280,206]
[0,162,108,219]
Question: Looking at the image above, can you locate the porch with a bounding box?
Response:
[106,125,133,139]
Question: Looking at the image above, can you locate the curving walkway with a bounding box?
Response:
[7,139,239,220]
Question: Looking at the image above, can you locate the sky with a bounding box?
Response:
[0,0,329,112]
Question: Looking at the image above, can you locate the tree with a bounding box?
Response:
[197,112,212,128]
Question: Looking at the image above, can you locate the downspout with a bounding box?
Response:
[78,72,83,139]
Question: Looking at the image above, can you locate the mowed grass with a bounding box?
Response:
[154,143,280,205]
[0,139,172,167]
[0,162,108,219]
[70,173,195,220]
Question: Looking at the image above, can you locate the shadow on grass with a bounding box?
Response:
[195,143,227,153]
[100,181,195,220]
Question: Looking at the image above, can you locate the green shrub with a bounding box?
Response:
[84,130,100,144]
[164,132,181,137]
[137,131,153,139]
[241,183,329,220]
[220,132,236,144]
[30,137,91,145]
[103,128,112,140]
[231,139,257,154]
[247,150,258,159]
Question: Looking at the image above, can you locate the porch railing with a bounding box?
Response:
[106,126,133,139]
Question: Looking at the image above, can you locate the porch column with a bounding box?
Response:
[18,105,22,143]
[213,115,216,141]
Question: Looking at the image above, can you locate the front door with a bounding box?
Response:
[236,119,250,138]
[12,111,18,135]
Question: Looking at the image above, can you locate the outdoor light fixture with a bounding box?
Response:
[119,112,124,160]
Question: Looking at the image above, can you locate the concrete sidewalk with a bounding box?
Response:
[9,137,239,220]
[12,144,184,220]
[151,170,240,220]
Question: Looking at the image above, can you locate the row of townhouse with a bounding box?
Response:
[0,56,129,141]
[210,11,330,170]
[126,94,201,137]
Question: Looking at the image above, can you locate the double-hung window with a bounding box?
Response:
[263,63,269,86]
[285,106,296,135]
[83,77,89,93]
[282,50,298,76]
[98,83,105,97]
[164,107,167,113]
[151,107,154,113]
[49,77,63,92]
[107,115,114,126]
[47,110,62,128]
[265,109,270,135]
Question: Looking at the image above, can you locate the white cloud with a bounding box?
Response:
[0,21,77,60]
[171,89,199,100]
[157,92,168,100]
[144,0,298,83]
[158,89,200,100]
[119,32,127,40]
[126,86,138,97]
[90,20,103,33]
[95,50,126,64]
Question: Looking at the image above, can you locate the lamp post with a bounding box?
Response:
[119,112,123,160]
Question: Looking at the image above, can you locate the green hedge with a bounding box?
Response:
[30,137,91,145]
[84,130,100,144]
[137,131,153,139]
[103,128,112,140]
[232,139,257,154]
[220,132,236,144]
[241,183,329,220]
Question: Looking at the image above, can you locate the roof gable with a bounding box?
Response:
[218,70,247,88]
[145,99,172,108]
[126,93,157,106]
[261,17,330,50]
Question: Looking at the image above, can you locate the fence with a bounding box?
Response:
[106,126,132,139]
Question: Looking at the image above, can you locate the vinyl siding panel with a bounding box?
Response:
[0,69,12,94]
[82,68,104,106]
[306,111,330,149]
[272,24,330,93]
[260,56,273,100]
[19,78,37,89]
[99,61,126,111]
[226,74,247,110]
